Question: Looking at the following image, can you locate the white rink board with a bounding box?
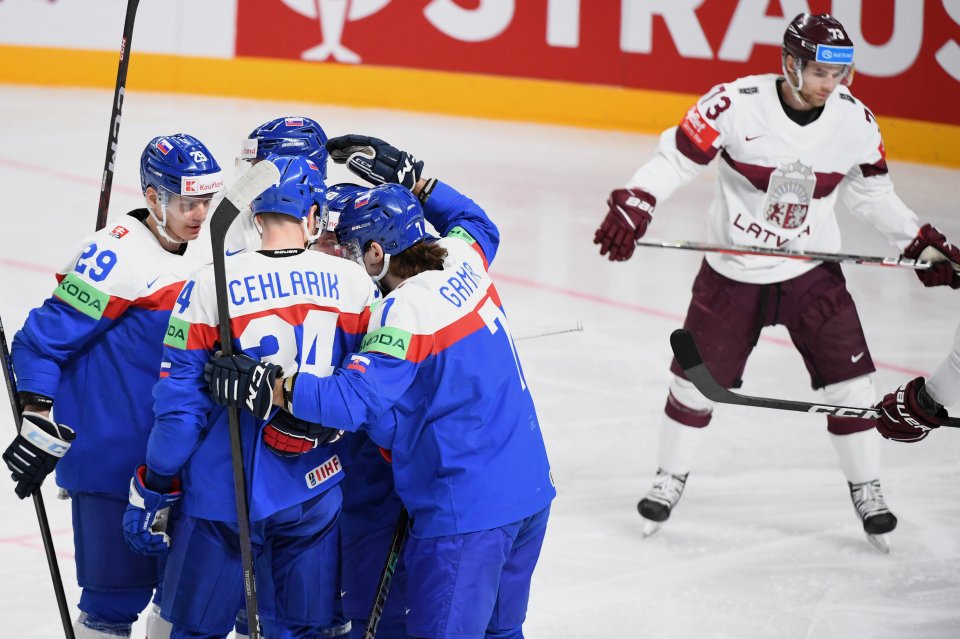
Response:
[0,85,959,638]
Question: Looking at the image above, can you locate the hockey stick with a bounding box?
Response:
[513,320,584,341]
[363,508,410,639]
[670,329,960,427]
[95,0,141,231]
[636,239,931,270]
[0,316,75,639]
[209,161,281,639]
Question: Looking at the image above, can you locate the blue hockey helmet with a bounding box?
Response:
[251,155,327,240]
[323,183,367,233]
[140,133,223,197]
[334,184,430,266]
[240,116,328,181]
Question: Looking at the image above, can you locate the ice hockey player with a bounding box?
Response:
[1,134,223,637]
[593,13,960,552]
[123,154,377,638]
[206,135,556,639]
[224,116,331,257]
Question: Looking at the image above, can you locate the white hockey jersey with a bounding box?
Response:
[628,74,920,284]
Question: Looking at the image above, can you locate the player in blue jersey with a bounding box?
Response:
[207,136,555,639]
[124,154,378,638]
[1,134,223,638]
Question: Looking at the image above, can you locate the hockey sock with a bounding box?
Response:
[830,429,882,485]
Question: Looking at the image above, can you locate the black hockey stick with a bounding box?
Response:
[0,317,75,639]
[636,239,932,270]
[209,161,280,639]
[670,329,960,427]
[363,508,410,639]
[95,0,141,231]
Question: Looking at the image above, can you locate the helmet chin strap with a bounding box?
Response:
[370,253,392,294]
[149,193,187,245]
[781,54,811,108]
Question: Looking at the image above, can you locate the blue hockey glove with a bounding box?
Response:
[2,412,75,499]
[123,465,182,555]
[326,134,424,190]
[204,352,283,420]
[262,409,344,457]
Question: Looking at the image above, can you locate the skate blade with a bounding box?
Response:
[641,520,662,538]
[866,533,890,554]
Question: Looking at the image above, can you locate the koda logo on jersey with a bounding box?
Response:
[305,454,342,489]
[762,160,816,230]
[54,273,109,321]
[108,225,129,239]
[156,138,173,155]
[360,326,411,360]
[163,317,190,350]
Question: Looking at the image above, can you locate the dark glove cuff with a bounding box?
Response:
[18,392,53,410]
[145,469,176,493]
[417,178,437,205]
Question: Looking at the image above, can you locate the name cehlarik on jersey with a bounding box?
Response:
[228,268,341,306]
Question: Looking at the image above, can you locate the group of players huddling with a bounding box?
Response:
[4,11,960,639]
[2,118,554,638]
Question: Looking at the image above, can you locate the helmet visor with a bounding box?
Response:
[338,237,365,265]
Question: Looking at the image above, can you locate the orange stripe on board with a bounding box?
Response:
[0,44,957,168]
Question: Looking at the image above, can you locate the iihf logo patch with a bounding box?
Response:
[285,117,304,127]
[109,225,129,239]
[305,455,342,489]
[156,139,173,155]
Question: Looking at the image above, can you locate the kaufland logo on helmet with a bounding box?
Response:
[156,139,173,155]
[181,172,224,195]
[815,44,854,65]
[239,138,258,159]
[285,117,304,127]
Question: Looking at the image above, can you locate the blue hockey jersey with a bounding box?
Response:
[290,182,556,537]
[147,248,377,523]
[12,211,201,495]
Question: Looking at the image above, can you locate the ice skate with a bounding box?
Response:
[638,468,688,537]
[849,479,897,553]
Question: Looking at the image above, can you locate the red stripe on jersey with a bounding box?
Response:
[183,302,369,352]
[132,281,184,312]
[399,284,505,363]
[675,127,719,165]
[102,296,132,320]
[470,241,490,271]
[720,151,844,199]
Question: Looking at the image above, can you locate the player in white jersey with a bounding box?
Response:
[1,133,223,638]
[124,154,377,638]
[593,13,960,550]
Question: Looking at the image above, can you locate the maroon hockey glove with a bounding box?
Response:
[902,224,960,288]
[594,188,655,262]
[876,377,947,443]
[262,409,344,458]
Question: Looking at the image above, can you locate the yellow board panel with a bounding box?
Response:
[2,44,957,168]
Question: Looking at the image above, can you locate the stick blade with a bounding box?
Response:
[670,329,703,371]
[210,159,281,238]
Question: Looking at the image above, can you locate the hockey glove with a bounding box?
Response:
[205,353,282,420]
[123,465,182,555]
[594,188,655,262]
[902,224,960,288]
[2,412,75,499]
[876,377,947,443]
[263,409,344,457]
[326,134,424,190]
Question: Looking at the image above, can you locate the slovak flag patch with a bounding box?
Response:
[285,117,304,127]
[307,160,318,172]
[109,225,129,239]
[156,139,173,155]
[347,355,370,373]
[354,194,370,208]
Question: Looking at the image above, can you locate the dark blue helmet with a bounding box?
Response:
[335,184,430,263]
[241,117,328,182]
[140,133,223,196]
[250,155,327,233]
